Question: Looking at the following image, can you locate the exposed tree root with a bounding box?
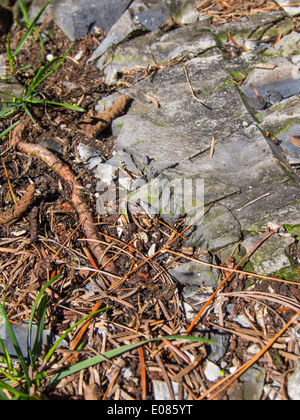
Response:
[12,131,116,282]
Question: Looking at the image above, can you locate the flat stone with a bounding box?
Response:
[264,31,300,59]
[94,20,216,82]
[186,204,242,249]
[214,11,286,46]
[241,57,300,101]
[88,9,148,64]
[207,330,230,363]
[275,0,300,16]
[0,322,66,361]
[77,143,102,163]
[241,233,295,275]
[288,361,300,400]
[240,365,266,400]
[169,256,220,289]
[276,123,300,166]
[203,360,221,382]
[259,96,300,167]
[112,54,250,177]
[103,39,300,257]
[152,380,180,400]
[89,0,201,65]
[88,11,300,281]
[30,0,132,41]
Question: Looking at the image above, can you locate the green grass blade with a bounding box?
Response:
[27,50,71,96]
[44,101,85,112]
[17,0,29,21]
[0,104,20,117]
[42,307,111,366]
[0,339,13,375]
[0,380,36,400]
[29,295,47,368]
[0,304,30,385]
[27,273,62,367]
[0,120,21,139]
[6,34,13,74]
[13,0,54,59]
[24,105,37,124]
[50,335,216,384]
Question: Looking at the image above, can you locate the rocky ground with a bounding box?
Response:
[0,0,300,400]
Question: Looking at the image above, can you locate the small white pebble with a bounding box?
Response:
[46,53,54,61]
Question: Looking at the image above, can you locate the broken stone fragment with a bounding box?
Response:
[274,0,300,16]
[241,57,300,101]
[30,0,133,41]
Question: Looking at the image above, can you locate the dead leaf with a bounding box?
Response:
[290,135,300,148]
[84,383,101,400]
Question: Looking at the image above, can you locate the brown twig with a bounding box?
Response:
[0,183,35,226]
[138,343,147,400]
[184,225,283,335]
[199,309,300,400]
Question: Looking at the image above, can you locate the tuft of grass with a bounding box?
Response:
[0,273,111,400]
[0,270,215,399]
[0,0,85,139]
[6,0,53,75]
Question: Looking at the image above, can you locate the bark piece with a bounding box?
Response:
[0,184,35,226]
[78,94,131,138]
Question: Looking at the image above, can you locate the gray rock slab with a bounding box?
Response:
[112,54,253,176]
[276,123,300,166]
[264,31,300,59]
[94,20,216,81]
[89,14,300,280]
[0,322,66,361]
[207,330,230,363]
[89,0,200,65]
[185,204,242,249]
[259,96,300,167]
[241,57,300,100]
[30,0,132,41]
[89,8,148,64]
[239,365,266,401]
[0,4,13,35]
[169,256,220,289]
[104,43,300,256]
[275,0,300,16]
[241,232,295,275]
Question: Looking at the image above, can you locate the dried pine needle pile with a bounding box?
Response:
[196,0,281,25]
